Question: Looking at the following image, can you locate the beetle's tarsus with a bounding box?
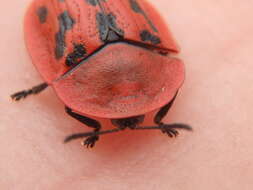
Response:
[82,135,99,148]
[159,123,192,138]
[64,133,100,148]
[11,83,48,101]
[11,91,30,101]
[160,126,179,137]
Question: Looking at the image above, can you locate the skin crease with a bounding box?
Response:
[1,0,253,189]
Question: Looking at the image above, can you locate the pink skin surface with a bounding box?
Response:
[1,0,253,189]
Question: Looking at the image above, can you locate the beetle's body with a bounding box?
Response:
[12,0,191,148]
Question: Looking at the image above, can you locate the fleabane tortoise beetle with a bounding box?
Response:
[11,0,192,148]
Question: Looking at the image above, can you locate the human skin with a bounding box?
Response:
[1,0,253,189]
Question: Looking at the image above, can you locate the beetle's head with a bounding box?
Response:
[111,115,145,129]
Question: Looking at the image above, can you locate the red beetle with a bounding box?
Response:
[12,0,192,148]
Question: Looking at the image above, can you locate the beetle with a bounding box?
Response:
[11,0,192,148]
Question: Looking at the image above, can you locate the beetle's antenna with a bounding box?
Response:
[64,128,122,143]
[64,123,192,143]
[135,124,192,137]
[135,124,192,131]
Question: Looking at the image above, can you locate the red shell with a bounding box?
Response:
[25,0,184,118]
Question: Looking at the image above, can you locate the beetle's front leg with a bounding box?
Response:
[11,83,48,101]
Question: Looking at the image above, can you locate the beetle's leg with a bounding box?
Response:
[65,107,101,148]
[11,83,48,101]
[154,92,178,125]
[154,92,192,137]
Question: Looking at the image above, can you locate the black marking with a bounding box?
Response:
[66,44,87,67]
[129,0,158,32]
[86,0,106,6]
[96,12,108,41]
[140,30,161,45]
[37,7,48,23]
[129,0,142,12]
[55,11,75,59]
[86,0,98,6]
[96,12,124,42]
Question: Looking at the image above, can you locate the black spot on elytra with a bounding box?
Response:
[140,30,161,45]
[55,11,75,59]
[129,0,158,32]
[96,12,124,42]
[37,7,48,23]
[66,44,87,67]
[129,0,142,13]
[86,0,106,6]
